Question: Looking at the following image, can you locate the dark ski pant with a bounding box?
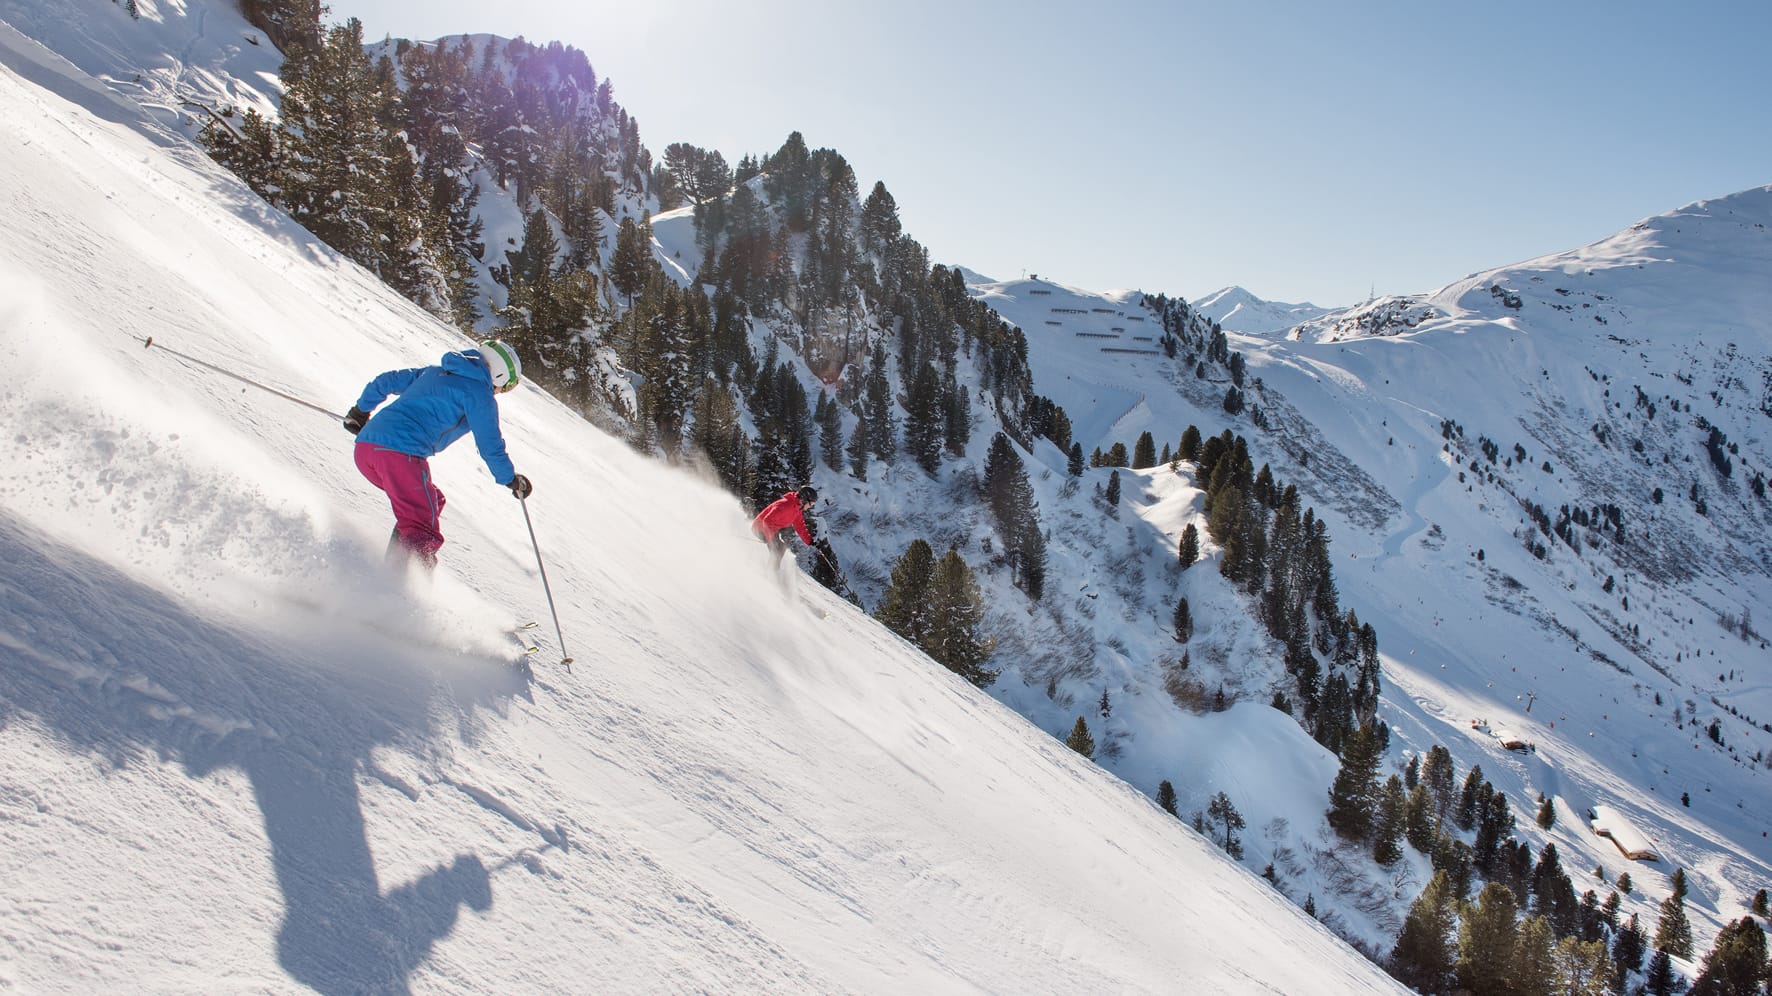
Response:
[354,442,445,569]
[756,527,793,568]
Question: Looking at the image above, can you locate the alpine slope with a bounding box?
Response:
[0,5,1401,994]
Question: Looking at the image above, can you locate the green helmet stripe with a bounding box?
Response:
[482,340,519,387]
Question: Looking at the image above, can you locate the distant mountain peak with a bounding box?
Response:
[1192,286,1336,335]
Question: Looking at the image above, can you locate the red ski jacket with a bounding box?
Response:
[752,492,813,545]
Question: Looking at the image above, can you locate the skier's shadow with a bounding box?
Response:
[0,514,522,995]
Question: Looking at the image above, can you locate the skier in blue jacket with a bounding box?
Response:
[342,340,532,569]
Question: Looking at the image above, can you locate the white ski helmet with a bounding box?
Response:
[480,339,522,391]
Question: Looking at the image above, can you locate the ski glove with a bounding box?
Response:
[508,473,533,500]
[343,406,370,435]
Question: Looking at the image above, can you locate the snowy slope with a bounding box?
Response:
[1263,190,1772,930]
[967,198,1772,955]
[524,49,1772,961]
[1193,286,1336,335]
[0,9,1403,994]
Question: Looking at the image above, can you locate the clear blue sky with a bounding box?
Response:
[331,0,1772,307]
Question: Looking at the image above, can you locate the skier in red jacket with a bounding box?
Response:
[751,486,818,568]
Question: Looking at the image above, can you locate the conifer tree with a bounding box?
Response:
[1509,915,1558,996]
[1373,775,1407,865]
[864,344,897,462]
[1691,916,1766,996]
[1064,717,1095,760]
[924,547,997,688]
[275,18,411,277]
[983,433,1045,599]
[200,108,280,200]
[1391,869,1457,994]
[609,216,651,305]
[1207,791,1245,858]
[1404,783,1436,853]
[859,180,902,255]
[875,539,936,648]
[1178,522,1200,568]
[816,392,845,471]
[943,379,970,458]
[1132,430,1156,469]
[1067,442,1084,477]
[1179,425,1201,462]
[1156,780,1177,816]
[635,283,694,455]
[690,380,752,496]
[1422,744,1456,825]
[1655,868,1694,958]
[904,363,944,474]
[1642,948,1677,996]
[1104,470,1122,513]
[1473,787,1514,874]
[1171,597,1192,643]
[1456,765,1485,831]
[1610,913,1646,992]
[1048,408,1073,453]
[1457,882,1520,996]
[1325,723,1383,841]
[846,416,868,481]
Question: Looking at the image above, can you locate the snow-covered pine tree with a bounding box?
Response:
[609,217,650,306]
[276,19,412,278]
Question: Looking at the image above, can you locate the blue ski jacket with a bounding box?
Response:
[354,349,516,485]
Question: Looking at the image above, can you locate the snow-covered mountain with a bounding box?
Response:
[0,4,1402,993]
[963,189,1772,969]
[1192,285,1336,335]
[6,0,1772,990]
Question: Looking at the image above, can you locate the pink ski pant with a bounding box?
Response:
[354,442,446,560]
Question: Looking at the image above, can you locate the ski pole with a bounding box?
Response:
[520,497,574,672]
[140,336,343,421]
